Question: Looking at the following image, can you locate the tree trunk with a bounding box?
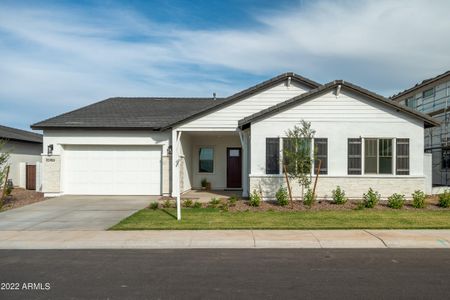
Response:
[312,159,321,199]
[283,165,294,208]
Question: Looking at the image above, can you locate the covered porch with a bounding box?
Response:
[171,130,250,202]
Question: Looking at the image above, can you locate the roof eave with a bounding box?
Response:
[238,81,440,129]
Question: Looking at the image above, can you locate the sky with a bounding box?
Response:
[0,0,449,131]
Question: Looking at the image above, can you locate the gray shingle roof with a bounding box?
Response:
[0,125,43,143]
[31,97,224,130]
[32,72,320,130]
[238,80,440,129]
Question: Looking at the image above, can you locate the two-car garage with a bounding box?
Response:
[63,145,162,195]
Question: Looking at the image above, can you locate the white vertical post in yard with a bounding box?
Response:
[239,130,249,197]
[172,130,182,221]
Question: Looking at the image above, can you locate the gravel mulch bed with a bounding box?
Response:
[0,188,45,211]
[224,199,449,212]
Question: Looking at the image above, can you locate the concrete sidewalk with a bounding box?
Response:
[0,230,449,249]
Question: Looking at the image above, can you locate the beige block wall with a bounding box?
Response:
[42,155,61,193]
[250,176,426,200]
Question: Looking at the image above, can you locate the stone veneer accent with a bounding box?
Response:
[42,155,61,193]
[249,175,426,200]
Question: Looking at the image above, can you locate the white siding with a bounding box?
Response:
[179,81,312,131]
[251,89,425,179]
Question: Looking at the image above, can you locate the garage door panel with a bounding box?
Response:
[63,145,161,195]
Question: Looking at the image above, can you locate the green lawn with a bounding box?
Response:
[110,208,450,230]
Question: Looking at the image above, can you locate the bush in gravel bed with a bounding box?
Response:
[249,190,261,207]
[183,199,193,208]
[162,199,173,208]
[332,186,347,205]
[275,186,289,206]
[412,190,426,208]
[363,188,380,208]
[303,188,316,207]
[208,197,221,208]
[192,201,202,209]
[219,202,229,212]
[228,195,238,207]
[149,202,159,210]
[438,191,450,208]
[387,193,405,209]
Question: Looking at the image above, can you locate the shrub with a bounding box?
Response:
[162,199,172,208]
[228,195,238,207]
[192,201,202,209]
[363,188,380,208]
[201,178,208,188]
[355,201,365,210]
[219,202,229,212]
[149,202,159,210]
[332,186,347,205]
[387,193,405,209]
[412,190,426,208]
[208,197,221,208]
[275,186,289,206]
[438,191,450,208]
[249,190,261,207]
[183,198,193,208]
[303,188,316,207]
[5,185,13,196]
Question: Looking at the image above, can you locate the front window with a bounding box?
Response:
[282,138,311,174]
[364,138,392,174]
[422,88,434,98]
[442,149,450,170]
[199,147,214,173]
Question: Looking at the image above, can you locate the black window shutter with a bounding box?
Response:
[396,138,410,175]
[314,138,328,175]
[348,138,362,175]
[266,138,280,174]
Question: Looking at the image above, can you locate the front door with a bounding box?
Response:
[227,148,242,188]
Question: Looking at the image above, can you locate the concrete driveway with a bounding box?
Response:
[0,195,152,231]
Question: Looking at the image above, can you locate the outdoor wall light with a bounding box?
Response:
[48,144,54,155]
[167,145,172,155]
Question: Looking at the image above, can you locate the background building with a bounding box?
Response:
[391,71,450,186]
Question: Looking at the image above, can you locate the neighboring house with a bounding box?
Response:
[391,71,450,186]
[32,72,438,199]
[0,125,43,188]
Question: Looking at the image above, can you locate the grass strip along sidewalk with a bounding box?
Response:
[111,208,450,230]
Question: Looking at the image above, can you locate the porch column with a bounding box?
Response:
[172,130,181,220]
[239,130,249,197]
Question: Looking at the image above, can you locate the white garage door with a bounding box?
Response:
[63,145,161,195]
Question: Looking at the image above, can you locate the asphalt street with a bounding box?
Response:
[0,249,449,299]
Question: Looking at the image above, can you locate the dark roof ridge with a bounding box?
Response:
[0,124,43,143]
[391,70,450,99]
[238,80,439,128]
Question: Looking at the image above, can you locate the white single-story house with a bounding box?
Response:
[0,125,43,189]
[31,73,438,204]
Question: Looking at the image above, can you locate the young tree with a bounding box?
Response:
[283,120,316,202]
[0,140,11,208]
